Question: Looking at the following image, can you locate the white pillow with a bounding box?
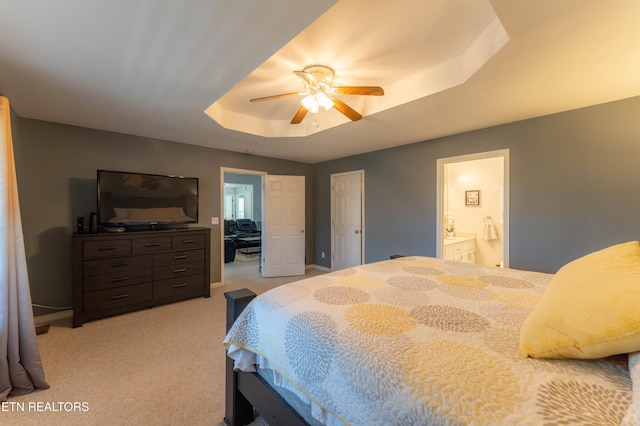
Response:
[621,351,640,425]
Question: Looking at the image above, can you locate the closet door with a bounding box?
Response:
[332,171,363,270]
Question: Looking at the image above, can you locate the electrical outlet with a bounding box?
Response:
[321,252,325,258]
[211,217,219,225]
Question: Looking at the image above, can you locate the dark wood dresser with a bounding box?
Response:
[72,227,210,327]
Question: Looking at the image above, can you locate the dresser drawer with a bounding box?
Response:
[154,249,205,266]
[73,228,210,327]
[132,237,171,254]
[153,261,204,281]
[154,274,205,300]
[172,234,205,250]
[83,269,152,292]
[83,283,152,312]
[83,239,131,258]
[83,255,152,277]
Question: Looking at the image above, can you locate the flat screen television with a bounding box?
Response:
[97,169,198,229]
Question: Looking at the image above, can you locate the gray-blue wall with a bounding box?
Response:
[313,96,640,273]
[11,95,640,316]
[11,117,314,316]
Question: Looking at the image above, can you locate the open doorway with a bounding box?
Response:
[221,168,266,284]
[436,150,510,267]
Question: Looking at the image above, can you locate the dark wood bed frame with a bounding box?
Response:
[224,289,311,426]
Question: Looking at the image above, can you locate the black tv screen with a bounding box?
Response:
[97,170,198,228]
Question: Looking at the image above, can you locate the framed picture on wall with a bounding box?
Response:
[465,190,480,206]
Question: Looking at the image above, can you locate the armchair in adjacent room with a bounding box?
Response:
[236,219,260,236]
[224,219,238,236]
[235,218,261,251]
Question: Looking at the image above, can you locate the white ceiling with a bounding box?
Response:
[1,0,639,164]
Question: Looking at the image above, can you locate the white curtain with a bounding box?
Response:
[0,96,49,400]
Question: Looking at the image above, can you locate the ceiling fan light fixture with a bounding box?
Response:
[301,92,333,114]
[249,64,382,125]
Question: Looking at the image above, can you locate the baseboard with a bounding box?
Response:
[34,309,73,326]
[308,264,331,272]
[210,281,223,289]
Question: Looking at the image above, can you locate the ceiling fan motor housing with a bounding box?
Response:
[302,65,335,90]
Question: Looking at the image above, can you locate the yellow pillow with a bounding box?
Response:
[520,241,640,359]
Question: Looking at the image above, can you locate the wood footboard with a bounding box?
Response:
[224,289,310,426]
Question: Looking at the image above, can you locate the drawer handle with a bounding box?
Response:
[173,268,187,273]
[145,242,161,247]
[173,255,188,259]
[99,246,118,251]
[111,276,129,282]
[182,239,196,244]
[173,283,187,288]
[111,261,129,267]
[111,293,129,300]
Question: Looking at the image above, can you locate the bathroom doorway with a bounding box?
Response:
[436,150,509,267]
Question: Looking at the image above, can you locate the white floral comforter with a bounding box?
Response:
[224,256,632,425]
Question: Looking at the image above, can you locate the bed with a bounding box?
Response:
[223,246,640,425]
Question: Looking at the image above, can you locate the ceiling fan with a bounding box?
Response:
[249,65,384,124]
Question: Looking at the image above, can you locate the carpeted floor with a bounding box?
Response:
[3,261,325,426]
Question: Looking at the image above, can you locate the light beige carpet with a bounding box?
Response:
[3,262,325,426]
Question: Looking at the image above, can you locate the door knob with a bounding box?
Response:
[355,230,360,234]
[300,229,305,233]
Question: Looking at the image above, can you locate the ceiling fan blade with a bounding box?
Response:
[290,106,309,124]
[329,96,363,121]
[249,92,300,102]
[294,70,317,86]
[334,86,384,96]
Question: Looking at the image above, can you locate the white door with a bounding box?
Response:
[332,171,363,270]
[224,194,234,219]
[262,175,305,277]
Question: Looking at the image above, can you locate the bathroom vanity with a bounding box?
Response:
[443,234,476,263]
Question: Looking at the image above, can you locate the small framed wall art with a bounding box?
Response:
[465,190,480,206]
